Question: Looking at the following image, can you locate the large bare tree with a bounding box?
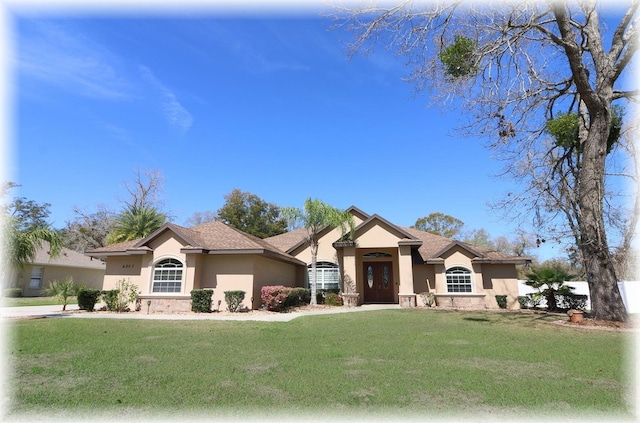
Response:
[332,1,637,321]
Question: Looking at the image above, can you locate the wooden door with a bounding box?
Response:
[363,262,394,303]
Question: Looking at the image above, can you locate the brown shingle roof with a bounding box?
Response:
[34,244,106,269]
[86,221,305,265]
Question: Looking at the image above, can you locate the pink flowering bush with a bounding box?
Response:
[261,285,291,312]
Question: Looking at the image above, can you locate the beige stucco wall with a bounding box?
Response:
[253,255,303,309]
[356,223,403,249]
[480,263,521,309]
[294,226,343,266]
[199,255,254,310]
[103,255,146,292]
[18,264,104,297]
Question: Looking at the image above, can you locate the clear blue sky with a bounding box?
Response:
[5,3,579,261]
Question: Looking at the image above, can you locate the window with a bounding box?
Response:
[29,267,43,289]
[446,266,472,293]
[308,261,339,291]
[152,258,184,293]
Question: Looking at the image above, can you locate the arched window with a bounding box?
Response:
[152,258,184,293]
[446,266,472,293]
[308,261,339,291]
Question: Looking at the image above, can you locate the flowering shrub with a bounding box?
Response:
[261,285,291,312]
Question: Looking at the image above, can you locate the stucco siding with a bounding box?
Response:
[103,256,145,292]
[253,255,303,309]
[294,227,342,265]
[356,224,403,248]
[19,264,104,296]
[199,255,254,311]
[481,264,520,309]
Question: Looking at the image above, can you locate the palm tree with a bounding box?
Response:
[524,266,577,312]
[6,219,62,269]
[106,205,166,245]
[45,277,78,311]
[282,198,355,306]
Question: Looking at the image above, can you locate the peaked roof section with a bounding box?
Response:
[353,214,423,246]
[401,226,529,264]
[85,221,305,265]
[32,244,106,270]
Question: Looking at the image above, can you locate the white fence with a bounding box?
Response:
[517,280,640,314]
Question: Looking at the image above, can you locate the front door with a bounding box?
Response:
[363,262,394,303]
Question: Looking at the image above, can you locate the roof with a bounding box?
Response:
[86,221,306,266]
[33,244,106,270]
[265,207,529,265]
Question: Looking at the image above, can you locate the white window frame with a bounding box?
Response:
[151,258,184,293]
[308,261,340,291]
[29,267,44,289]
[445,266,473,293]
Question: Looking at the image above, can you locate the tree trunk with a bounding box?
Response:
[310,242,318,306]
[578,110,628,322]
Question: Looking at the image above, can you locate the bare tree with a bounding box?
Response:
[121,168,165,211]
[331,1,637,321]
[185,210,218,227]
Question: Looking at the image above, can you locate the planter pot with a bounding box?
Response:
[568,310,584,323]
[341,293,360,307]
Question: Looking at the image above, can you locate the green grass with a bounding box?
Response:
[5,309,634,420]
[1,296,77,307]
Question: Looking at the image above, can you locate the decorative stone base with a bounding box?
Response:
[399,294,417,308]
[341,293,360,307]
[433,294,486,309]
[138,297,192,313]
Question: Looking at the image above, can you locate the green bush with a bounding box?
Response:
[224,290,246,312]
[495,295,508,309]
[325,292,343,306]
[316,288,340,305]
[101,279,138,312]
[286,288,311,307]
[517,296,529,309]
[77,288,101,311]
[3,288,22,298]
[191,289,213,313]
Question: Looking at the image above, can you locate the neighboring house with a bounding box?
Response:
[86,206,529,312]
[6,244,106,297]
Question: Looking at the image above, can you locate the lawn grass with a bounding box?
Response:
[4,309,634,420]
[1,296,77,307]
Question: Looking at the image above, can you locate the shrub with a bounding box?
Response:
[316,288,340,305]
[46,277,78,311]
[517,296,529,309]
[102,279,138,312]
[527,292,543,308]
[495,295,508,309]
[261,286,291,312]
[325,292,343,306]
[286,288,311,307]
[224,290,246,312]
[77,288,101,311]
[191,289,213,313]
[556,293,588,311]
[3,288,22,298]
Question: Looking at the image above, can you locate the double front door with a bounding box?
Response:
[363,261,394,303]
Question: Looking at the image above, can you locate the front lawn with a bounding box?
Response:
[4,309,634,420]
[1,296,77,308]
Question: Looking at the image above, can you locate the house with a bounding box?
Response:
[85,221,307,312]
[86,206,529,312]
[6,244,106,297]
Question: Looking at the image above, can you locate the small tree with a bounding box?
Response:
[524,266,576,312]
[45,277,78,311]
[282,199,355,306]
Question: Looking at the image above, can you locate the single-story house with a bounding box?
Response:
[86,206,529,312]
[6,244,106,296]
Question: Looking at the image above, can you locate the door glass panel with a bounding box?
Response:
[367,266,374,288]
[383,265,389,288]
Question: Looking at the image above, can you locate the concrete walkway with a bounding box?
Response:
[1,303,402,322]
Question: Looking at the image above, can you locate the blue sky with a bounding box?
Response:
[5,3,593,261]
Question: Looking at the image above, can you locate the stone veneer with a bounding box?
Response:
[433,294,486,309]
